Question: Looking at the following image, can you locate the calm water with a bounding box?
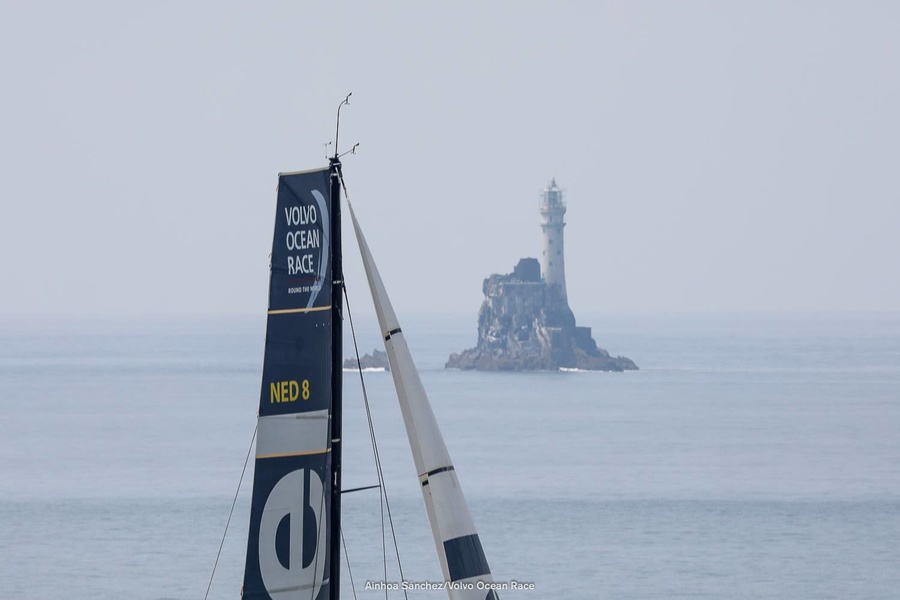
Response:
[1,312,899,599]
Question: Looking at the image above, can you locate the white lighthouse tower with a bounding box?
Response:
[539,178,568,304]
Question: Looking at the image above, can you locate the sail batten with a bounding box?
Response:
[348,201,497,599]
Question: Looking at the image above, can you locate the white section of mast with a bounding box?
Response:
[348,201,496,600]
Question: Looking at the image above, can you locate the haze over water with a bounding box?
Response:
[1,311,898,599]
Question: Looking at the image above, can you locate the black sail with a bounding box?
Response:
[242,167,335,600]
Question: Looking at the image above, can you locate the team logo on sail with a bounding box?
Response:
[258,469,328,598]
[282,188,330,309]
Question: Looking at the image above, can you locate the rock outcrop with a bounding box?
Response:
[446,258,637,372]
[343,349,390,371]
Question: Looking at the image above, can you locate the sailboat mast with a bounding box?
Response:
[328,156,343,600]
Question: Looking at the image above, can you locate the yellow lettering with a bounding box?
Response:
[269,380,307,403]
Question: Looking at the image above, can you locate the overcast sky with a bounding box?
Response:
[1,1,898,317]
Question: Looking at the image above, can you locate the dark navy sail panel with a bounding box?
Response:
[242,454,331,600]
[259,309,331,416]
[243,167,333,600]
[262,168,333,417]
[269,169,333,313]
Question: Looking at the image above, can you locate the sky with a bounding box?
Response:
[1,1,898,317]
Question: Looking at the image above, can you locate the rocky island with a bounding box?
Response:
[446,179,637,372]
[343,349,390,371]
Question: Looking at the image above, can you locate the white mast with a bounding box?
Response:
[348,201,497,600]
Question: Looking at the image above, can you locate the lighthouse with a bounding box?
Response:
[446,176,638,371]
[539,178,568,304]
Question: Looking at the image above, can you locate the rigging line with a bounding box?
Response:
[343,281,410,600]
[343,284,388,596]
[340,526,360,600]
[339,171,409,597]
[342,483,381,494]
[204,423,257,600]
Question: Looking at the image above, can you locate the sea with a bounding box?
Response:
[1,312,898,599]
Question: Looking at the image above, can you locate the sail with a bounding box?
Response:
[348,202,498,600]
[243,167,335,600]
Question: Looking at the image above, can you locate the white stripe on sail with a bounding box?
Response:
[256,410,330,458]
[348,201,495,599]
